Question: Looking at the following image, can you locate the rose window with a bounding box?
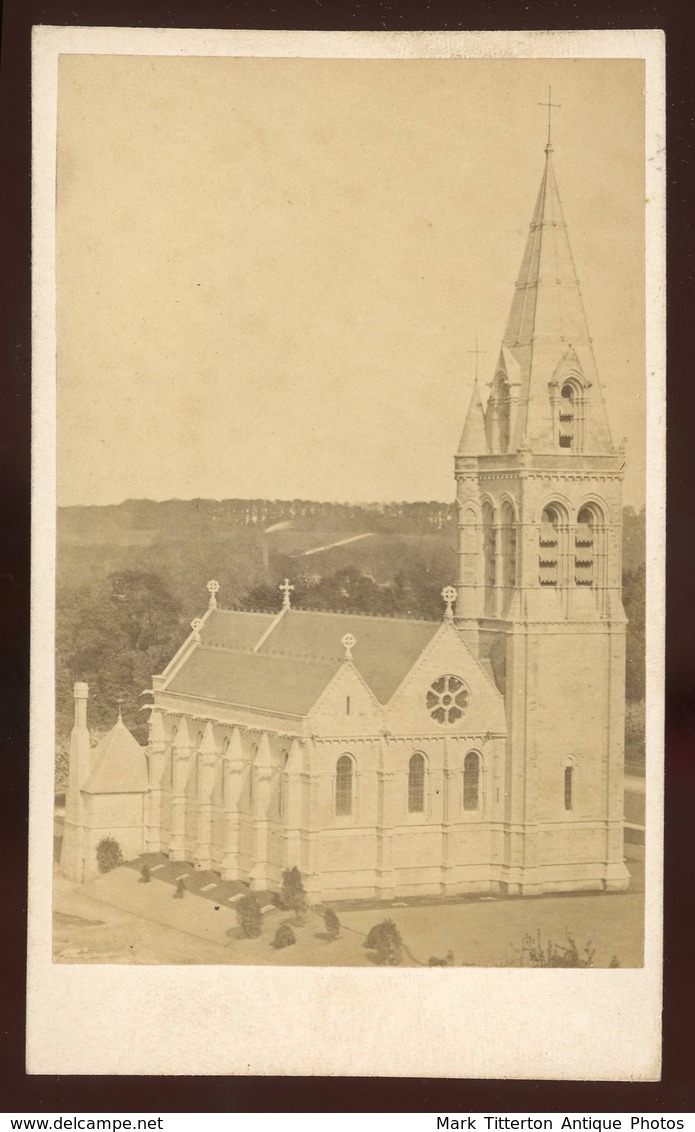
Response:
[426,675,469,724]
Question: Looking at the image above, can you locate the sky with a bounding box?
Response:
[56,54,646,508]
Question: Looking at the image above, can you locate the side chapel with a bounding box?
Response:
[61,133,629,899]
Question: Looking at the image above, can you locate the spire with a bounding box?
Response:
[496,143,614,453]
[458,378,488,455]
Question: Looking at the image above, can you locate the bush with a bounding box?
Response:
[237,893,262,938]
[323,908,340,940]
[173,877,185,899]
[281,866,308,921]
[272,922,296,949]
[364,918,403,966]
[517,930,595,968]
[140,863,151,884]
[96,836,123,874]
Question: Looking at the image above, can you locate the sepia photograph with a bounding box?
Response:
[29,27,665,1079]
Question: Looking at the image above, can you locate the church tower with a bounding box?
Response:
[455,127,629,894]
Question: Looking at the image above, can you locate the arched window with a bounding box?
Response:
[575,506,598,587]
[564,760,575,811]
[460,505,478,587]
[539,505,561,586]
[408,753,426,813]
[278,749,289,817]
[501,501,517,590]
[463,752,481,811]
[559,382,575,448]
[335,754,354,817]
[482,501,496,609]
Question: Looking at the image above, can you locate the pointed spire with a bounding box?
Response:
[495,142,614,453]
[458,378,488,455]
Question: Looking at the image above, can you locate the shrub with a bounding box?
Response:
[140,864,151,884]
[365,918,403,966]
[173,877,186,899]
[609,955,621,968]
[323,908,340,940]
[281,866,308,921]
[428,951,454,967]
[272,922,296,949]
[96,836,123,874]
[517,930,595,968]
[237,893,262,938]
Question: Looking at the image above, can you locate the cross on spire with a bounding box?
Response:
[538,85,561,150]
[467,338,486,382]
[279,578,294,609]
[116,693,124,722]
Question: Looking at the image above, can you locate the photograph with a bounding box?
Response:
[51,51,647,970]
[27,27,665,1080]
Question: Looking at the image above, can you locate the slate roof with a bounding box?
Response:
[164,607,442,712]
[83,717,149,794]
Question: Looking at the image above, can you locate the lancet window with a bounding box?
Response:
[575,506,599,587]
[539,505,561,586]
[463,751,481,811]
[408,753,426,813]
[336,754,354,817]
[564,760,575,811]
[482,501,496,608]
[501,501,517,590]
[556,376,585,451]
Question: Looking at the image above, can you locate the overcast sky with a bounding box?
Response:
[56,54,646,508]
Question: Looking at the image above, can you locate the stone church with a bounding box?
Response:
[61,136,629,899]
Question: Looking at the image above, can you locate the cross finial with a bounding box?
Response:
[441,586,457,619]
[539,85,561,151]
[279,578,294,609]
[341,632,356,660]
[116,693,124,722]
[467,338,486,382]
[206,579,220,608]
[191,617,203,643]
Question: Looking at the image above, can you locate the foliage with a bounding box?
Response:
[140,863,151,883]
[173,878,186,899]
[609,956,621,968]
[323,908,340,940]
[96,836,123,874]
[364,918,403,966]
[56,569,183,754]
[623,562,646,702]
[516,930,595,968]
[272,922,297,949]
[281,866,308,920]
[237,894,262,937]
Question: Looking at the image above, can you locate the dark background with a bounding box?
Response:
[1,0,693,1113]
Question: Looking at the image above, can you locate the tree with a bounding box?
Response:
[281,866,308,921]
[364,918,403,966]
[96,836,123,874]
[323,908,340,940]
[272,922,296,949]
[237,894,262,938]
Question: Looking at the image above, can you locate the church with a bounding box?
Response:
[61,133,630,900]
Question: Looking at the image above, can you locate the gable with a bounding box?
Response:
[308,661,383,737]
[385,622,506,737]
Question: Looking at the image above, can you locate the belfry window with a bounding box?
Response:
[559,383,575,448]
[463,752,481,811]
[539,506,560,586]
[336,754,354,817]
[575,506,596,587]
[460,506,478,587]
[501,501,517,589]
[408,753,426,813]
[497,378,511,452]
